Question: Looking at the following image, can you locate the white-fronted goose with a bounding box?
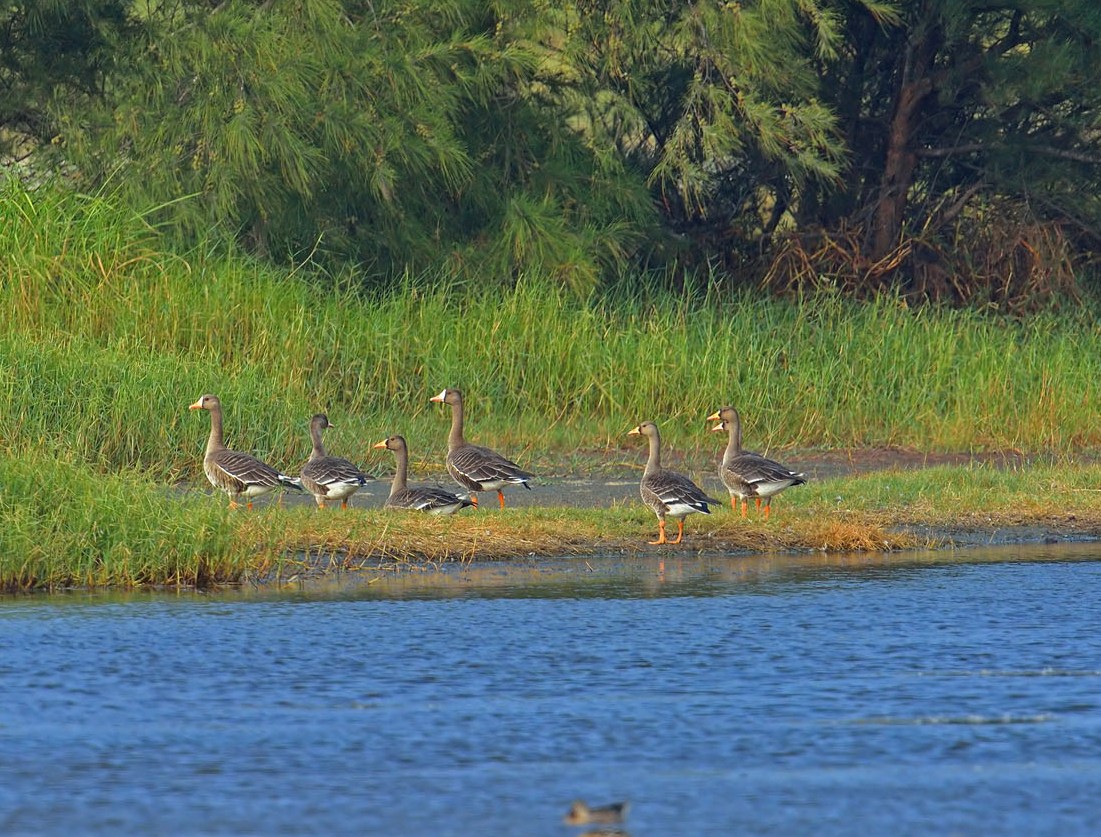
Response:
[628,421,719,545]
[563,800,629,826]
[707,406,806,519]
[429,388,534,509]
[373,435,474,514]
[300,413,371,509]
[188,394,302,509]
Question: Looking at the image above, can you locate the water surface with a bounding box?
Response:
[2,545,1101,835]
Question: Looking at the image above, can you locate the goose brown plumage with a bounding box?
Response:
[707,405,805,519]
[189,394,302,509]
[562,799,629,826]
[628,421,719,545]
[373,435,474,514]
[429,388,534,509]
[299,413,371,509]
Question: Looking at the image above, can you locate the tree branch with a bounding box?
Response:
[916,143,1101,165]
[915,143,985,157]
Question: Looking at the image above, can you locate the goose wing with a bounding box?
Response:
[727,453,805,496]
[389,486,474,514]
[208,448,294,491]
[448,444,534,489]
[643,469,720,515]
[302,455,369,492]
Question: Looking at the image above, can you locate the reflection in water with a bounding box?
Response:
[2,544,1101,836]
[230,539,1101,601]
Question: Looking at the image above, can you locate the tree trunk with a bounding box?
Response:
[867,16,941,263]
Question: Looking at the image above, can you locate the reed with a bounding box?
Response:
[9,185,1101,592]
[787,458,1101,552]
[4,182,1101,489]
[0,450,242,591]
[9,448,1101,591]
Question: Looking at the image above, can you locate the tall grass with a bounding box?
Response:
[0,449,242,590]
[4,182,1101,489]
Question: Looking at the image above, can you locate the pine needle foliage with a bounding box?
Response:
[56,0,659,293]
[541,0,858,231]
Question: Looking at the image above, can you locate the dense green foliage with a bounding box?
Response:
[4,0,1097,298]
[53,0,660,292]
[0,1,134,141]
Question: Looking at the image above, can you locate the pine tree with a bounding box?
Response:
[56,0,658,292]
[538,0,878,258]
[0,1,134,156]
[807,0,1101,299]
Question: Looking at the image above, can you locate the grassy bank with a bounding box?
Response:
[0,450,240,589]
[6,453,1101,592]
[4,184,1101,485]
[5,183,1101,589]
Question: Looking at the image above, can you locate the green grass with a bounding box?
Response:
[798,459,1101,522]
[5,182,1101,589]
[0,449,243,590]
[4,182,1101,488]
[9,453,1101,592]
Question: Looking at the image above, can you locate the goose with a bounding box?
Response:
[628,421,719,544]
[188,394,302,509]
[563,799,629,826]
[707,406,806,519]
[299,413,371,509]
[429,388,534,509]
[373,435,474,514]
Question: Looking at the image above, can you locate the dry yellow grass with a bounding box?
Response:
[221,460,1101,583]
[228,503,928,582]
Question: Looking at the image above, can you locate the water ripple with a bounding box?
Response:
[3,551,1101,836]
[847,713,1057,726]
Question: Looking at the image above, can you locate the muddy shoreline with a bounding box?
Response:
[177,446,1101,590]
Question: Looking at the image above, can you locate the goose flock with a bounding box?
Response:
[189,388,806,544]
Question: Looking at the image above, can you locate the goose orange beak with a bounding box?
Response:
[372,440,387,449]
[706,411,721,422]
[627,426,642,436]
[188,398,204,410]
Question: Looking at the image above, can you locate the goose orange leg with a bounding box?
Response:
[498,490,506,509]
[470,494,479,508]
[649,519,668,545]
[741,498,749,517]
[669,519,685,545]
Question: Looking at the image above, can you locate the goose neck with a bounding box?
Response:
[643,431,662,475]
[205,403,226,455]
[389,446,409,497]
[447,399,466,450]
[309,422,327,461]
[724,413,743,463]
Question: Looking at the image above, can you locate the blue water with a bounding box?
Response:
[3,546,1101,836]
